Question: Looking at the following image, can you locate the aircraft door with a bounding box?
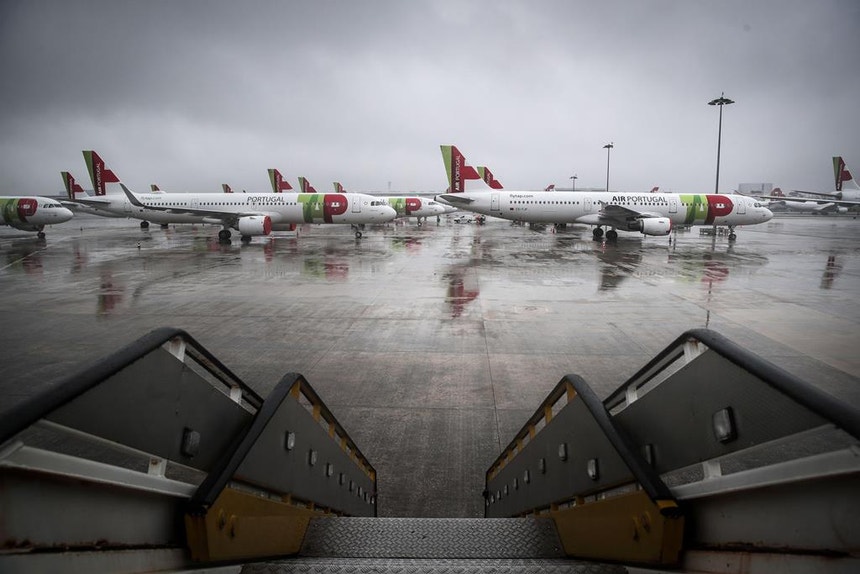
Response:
[351,195,361,213]
[491,193,500,212]
[738,198,746,214]
[669,198,678,213]
[584,197,592,213]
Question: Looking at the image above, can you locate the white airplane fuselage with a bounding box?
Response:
[437,191,773,234]
[779,199,848,214]
[383,197,451,219]
[81,191,396,229]
[0,196,74,232]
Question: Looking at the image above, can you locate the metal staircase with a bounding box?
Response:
[1,328,858,573]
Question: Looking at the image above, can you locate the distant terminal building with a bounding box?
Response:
[738,183,773,195]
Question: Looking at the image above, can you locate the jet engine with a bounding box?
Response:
[237,215,272,236]
[631,217,672,236]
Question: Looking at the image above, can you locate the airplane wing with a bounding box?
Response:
[120,184,279,223]
[790,189,840,199]
[68,196,113,207]
[436,193,475,205]
[751,194,860,208]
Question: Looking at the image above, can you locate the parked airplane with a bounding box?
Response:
[0,195,73,238]
[436,146,773,241]
[304,181,450,223]
[61,171,122,218]
[791,157,860,201]
[73,151,213,228]
[762,188,850,214]
[122,184,396,241]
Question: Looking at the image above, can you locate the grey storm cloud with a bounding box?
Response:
[1,0,859,196]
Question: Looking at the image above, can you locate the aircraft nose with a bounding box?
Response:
[762,207,774,222]
[59,207,75,222]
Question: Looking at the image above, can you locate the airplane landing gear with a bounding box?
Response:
[240,235,252,244]
[592,227,604,240]
[37,231,46,239]
[352,224,363,239]
[218,229,232,243]
[140,221,150,229]
[728,226,737,241]
[606,229,618,241]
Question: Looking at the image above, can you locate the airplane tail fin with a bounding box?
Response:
[771,187,786,197]
[82,150,122,196]
[440,145,480,193]
[222,184,233,193]
[333,182,345,193]
[299,177,317,193]
[833,156,860,191]
[268,168,293,193]
[650,186,660,193]
[477,166,504,189]
[61,171,87,199]
[545,184,555,191]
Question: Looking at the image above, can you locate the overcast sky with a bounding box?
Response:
[1,0,858,196]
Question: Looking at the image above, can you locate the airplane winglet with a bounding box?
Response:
[121,183,146,208]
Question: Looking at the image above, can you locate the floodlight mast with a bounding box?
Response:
[708,93,735,194]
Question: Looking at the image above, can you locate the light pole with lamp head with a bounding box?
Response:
[570,174,577,191]
[708,93,734,194]
[603,143,614,192]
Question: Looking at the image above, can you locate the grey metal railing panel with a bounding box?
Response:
[612,348,829,473]
[485,328,860,522]
[486,397,634,517]
[188,372,377,518]
[47,347,254,471]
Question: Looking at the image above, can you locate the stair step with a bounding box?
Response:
[298,517,564,559]
[242,557,627,574]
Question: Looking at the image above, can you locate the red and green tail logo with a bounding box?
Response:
[268,169,293,193]
[299,177,317,193]
[477,166,503,189]
[61,172,84,198]
[833,156,851,191]
[440,145,480,192]
[83,150,120,196]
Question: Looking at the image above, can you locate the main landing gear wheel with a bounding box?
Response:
[218,229,232,242]
[140,221,150,229]
[606,229,618,241]
[728,226,737,242]
[241,235,252,244]
[37,231,46,239]
[355,230,363,239]
[161,223,169,229]
[592,227,604,239]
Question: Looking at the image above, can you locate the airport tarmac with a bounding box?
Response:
[1,213,858,518]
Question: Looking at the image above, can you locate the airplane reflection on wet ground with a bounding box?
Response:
[1,213,857,517]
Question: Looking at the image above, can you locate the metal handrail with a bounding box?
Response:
[0,327,261,447]
[604,328,860,439]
